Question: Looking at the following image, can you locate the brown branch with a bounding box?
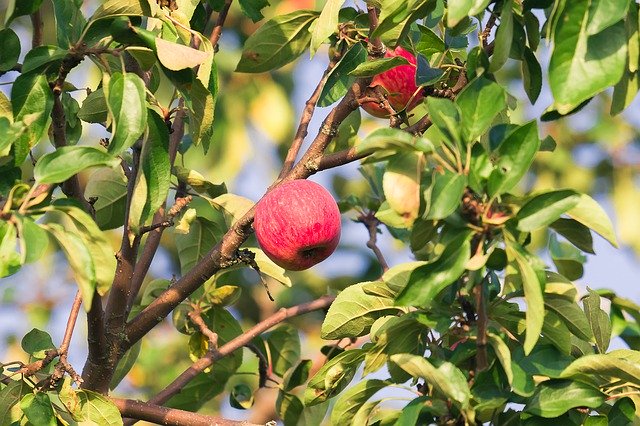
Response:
[112,398,261,426]
[143,296,335,407]
[187,306,219,349]
[60,291,83,354]
[366,6,385,57]
[30,11,43,47]
[278,55,341,179]
[209,0,233,48]
[358,212,389,272]
[317,146,368,171]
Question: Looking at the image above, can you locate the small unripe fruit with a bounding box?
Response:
[253,180,342,271]
[361,46,423,118]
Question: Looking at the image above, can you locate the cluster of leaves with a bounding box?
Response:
[1,0,640,424]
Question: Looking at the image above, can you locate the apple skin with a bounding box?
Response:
[253,180,342,271]
[361,46,424,118]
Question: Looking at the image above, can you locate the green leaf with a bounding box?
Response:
[265,324,301,377]
[238,0,270,22]
[321,281,399,339]
[609,397,636,425]
[549,2,627,114]
[583,290,611,354]
[277,392,304,426]
[516,189,581,232]
[507,242,544,354]
[230,383,254,409]
[488,121,540,196]
[0,29,20,72]
[84,167,128,230]
[90,0,152,20]
[524,380,605,418]
[424,171,467,220]
[175,216,221,275]
[330,379,389,425]
[52,0,87,48]
[522,47,543,103]
[304,349,365,405]
[561,353,640,387]
[372,0,435,46]
[283,359,312,392]
[448,0,473,27]
[51,200,117,296]
[236,10,319,73]
[34,146,120,184]
[44,224,96,310]
[586,0,630,35]
[4,0,44,24]
[318,43,366,107]
[76,390,123,425]
[390,354,473,414]
[545,294,593,342]
[21,45,68,74]
[11,73,54,165]
[0,379,28,421]
[21,328,55,359]
[416,25,446,57]
[487,332,513,385]
[550,218,595,254]
[106,72,147,155]
[355,128,433,162]
[20,393,56,426]
[490,0,513,72]
[128,110,170,231]
[416,54,445,86]
[455,76,507,143]
[348,56,410,77]
[310,0,344,56]
[0,222,22,278]
[426,97,462,145]
[396,231,472,308]
[566,194,618,248]
[14,215,48,264]
[78,88,108,124]
[249,248,292,287]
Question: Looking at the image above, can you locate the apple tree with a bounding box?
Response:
[1,0,640,424]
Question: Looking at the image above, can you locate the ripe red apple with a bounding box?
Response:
[361,46,423,118]
[253,180,341,271]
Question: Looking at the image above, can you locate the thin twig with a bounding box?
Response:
[59,291,83,354]
[278,55,342,179]
[358,212,389,272]
[143,296,335,407]
[209,0,233,48]
[187,306,219,349]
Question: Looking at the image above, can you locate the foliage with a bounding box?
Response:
[1,0,640,424]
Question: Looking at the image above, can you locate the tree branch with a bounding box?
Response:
[141,296,335,407]
[112,398,261,426]
[209,0,233,48]
[278,54,341,179]
[30,11,43,48]
[358,212,389,272]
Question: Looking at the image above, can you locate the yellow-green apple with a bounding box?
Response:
[361,46,423,118]
[253,180,341,271]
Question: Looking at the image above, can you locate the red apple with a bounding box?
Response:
[361,46,423,118]
[253,180,341,271]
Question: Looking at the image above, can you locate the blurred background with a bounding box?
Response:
[1,0,639,422]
